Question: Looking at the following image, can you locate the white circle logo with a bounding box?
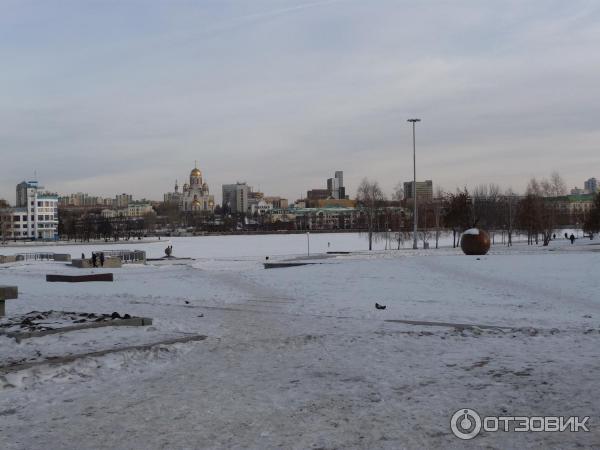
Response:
[451,408,482,440]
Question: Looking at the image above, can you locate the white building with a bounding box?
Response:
[101,202,154,218]
[5,181,59,240]
[250,198,273,215]
[127,202,154,217]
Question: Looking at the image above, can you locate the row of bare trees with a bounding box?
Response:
[356,171,589,250]
[58,210,156,242]
[583,192,600,235]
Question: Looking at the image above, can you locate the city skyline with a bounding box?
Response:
[2,1,600,202]
[2,165,599,207]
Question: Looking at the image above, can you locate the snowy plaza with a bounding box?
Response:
[0,233,598,449]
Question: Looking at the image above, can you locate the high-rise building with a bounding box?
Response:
[584,177,598,194]
[327,171,346,199]
[404,180,433,202]
[327,177,340,199]
[11,180,59,240]
[115,193,132,208]
[222,183,250,214]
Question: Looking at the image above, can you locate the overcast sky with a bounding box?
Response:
[1,0,599,204]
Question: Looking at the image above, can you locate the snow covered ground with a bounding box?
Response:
[0,234,598,449]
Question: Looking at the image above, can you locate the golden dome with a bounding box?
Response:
[191,167,202,177]
[192,199,201,206]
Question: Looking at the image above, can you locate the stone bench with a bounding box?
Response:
[0,285,18,316]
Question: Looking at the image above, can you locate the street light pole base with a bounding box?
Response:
[412,242,418,250]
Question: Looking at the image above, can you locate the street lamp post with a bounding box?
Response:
[307,231,310,256]
[407,118,421,250]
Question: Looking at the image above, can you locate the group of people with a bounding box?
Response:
[82,252,105,267]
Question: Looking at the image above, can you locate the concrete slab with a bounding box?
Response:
[4,317,153,342]
[264,262,323,269]
[46,273,114,282]
[0,334,207,374]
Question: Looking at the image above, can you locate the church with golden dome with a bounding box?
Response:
[167,163,215,213]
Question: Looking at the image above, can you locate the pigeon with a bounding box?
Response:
[375,303,386,310]
[184,300,190,304]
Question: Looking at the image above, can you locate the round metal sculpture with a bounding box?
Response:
[460,229,491,255]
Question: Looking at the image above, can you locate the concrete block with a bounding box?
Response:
[0,255,18,264]
[53,253,72,262]
[71,258,122,268]
[0,285,18,300]
[0,285,18,317]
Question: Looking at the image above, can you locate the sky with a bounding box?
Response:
[1,0,599,204]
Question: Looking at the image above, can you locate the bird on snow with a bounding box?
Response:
[375,303,386,310]
[184,300,190,304]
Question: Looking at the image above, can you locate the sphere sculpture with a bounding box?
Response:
[460,228,491,255]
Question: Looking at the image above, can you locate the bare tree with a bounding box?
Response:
[544,171,567,197]
[357,178,386,251]
[504,188,517,246]
[442,188,472,248]
[472,183,502,241]
[584,192,600,237]
[521,174,565,246]
[392,182,404,202]
[541,172,566,245]
[0,199,12,243]
[431,201,442,249]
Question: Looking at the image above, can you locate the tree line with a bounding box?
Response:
[356,172,599,250]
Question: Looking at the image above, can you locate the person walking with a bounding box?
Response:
[570,234,575,245]
[92,252,97,267]
[100,252,105,267]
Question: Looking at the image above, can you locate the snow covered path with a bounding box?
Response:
[1,238,599,449]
